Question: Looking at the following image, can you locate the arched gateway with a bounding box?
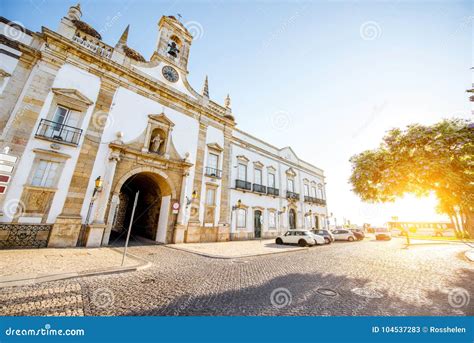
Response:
[105,167,178,245]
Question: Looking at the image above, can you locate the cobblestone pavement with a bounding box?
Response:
[1,238,473,316]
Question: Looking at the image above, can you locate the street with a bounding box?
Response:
[1,238,472,316]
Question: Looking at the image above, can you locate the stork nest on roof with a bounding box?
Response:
[122,45,146,62]
[72,20,102,40]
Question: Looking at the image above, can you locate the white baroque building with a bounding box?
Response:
[0,5,328,248]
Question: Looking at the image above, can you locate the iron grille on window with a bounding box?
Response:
[205,167,222,178]
[235,179,251,190]
[35,119,82,145]
[267,187,279,196]
[286,190,300,200]
[252,183,266,194]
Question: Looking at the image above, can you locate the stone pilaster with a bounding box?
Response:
[217,127,232,241]
[188,121,207,223]
[0,53,39,136]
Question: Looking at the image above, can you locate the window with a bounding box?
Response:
[320,186,325,199]
[238,163,247,181]
[205,188,216,206]
[268,211,276,228]
[287,179,294,192]
[31,160,60,188]
[254,169,262,185]
[312,186,317,198]
[268,173,275,188]
[304,184,310,196]
[237,208,246,228]
[208,153,219,170]
[51,105,80,128]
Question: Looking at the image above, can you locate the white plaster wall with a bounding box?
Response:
[1,63,101,223]
[229,140,328,232]
[82,86,200,220]
[133,62,197,100]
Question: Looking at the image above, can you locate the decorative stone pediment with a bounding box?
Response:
[286,167,297,177]
[253,161,264,169]
[303,178,309,184]
[236,155,249,163]
[207,142,223,152]
[52,88,93,110]
[267,165,276,173]
[148,113,175,127]
[280,146,298,162]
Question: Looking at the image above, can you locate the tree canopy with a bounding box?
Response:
[349,118,473,237]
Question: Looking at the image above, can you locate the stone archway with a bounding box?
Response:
[108,167,176,244]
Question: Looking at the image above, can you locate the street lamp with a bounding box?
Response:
[93,176,103,197]
[82,176,103,246]
[230,199,242,232]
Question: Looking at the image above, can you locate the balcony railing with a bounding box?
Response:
[205,167,222,178]
[253,184,266,194]
[304,195,314,203]
[267,187,279,196]
[315,198,327,206]
[235,179,251,191]
[35,119,82,146]
[286,190,300,200]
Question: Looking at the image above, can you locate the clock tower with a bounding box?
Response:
[151,15,193,73]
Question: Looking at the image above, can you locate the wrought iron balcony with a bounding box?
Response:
[205,167,222,178]
[304,195,313,203]
[314,198,327,206]
[267,187,279,196]
[286,190,300,200]
[253,183,266,194]
[235,179,251,191]
[35,119,82,146]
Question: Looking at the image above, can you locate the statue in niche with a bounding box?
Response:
[150,132,164,154]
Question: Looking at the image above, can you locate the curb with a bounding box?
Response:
[465,250,474,262]
[165,244,309,259]
[0,249,151,289]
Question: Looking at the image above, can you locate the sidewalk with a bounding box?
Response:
[169,239,308,259]
[0,247,150,288]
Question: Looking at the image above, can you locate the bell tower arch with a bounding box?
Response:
[151,15,193,72]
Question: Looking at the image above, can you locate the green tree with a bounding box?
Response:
[349,118,474,238]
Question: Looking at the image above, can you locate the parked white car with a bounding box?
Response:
[375,227,392,240]
[331,229,356,242]
[275,230,326,247]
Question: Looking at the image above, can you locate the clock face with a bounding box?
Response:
[162,66,179,83]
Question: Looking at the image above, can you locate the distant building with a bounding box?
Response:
[0,5,328,248]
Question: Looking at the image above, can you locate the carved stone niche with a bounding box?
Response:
[141,113,175,158]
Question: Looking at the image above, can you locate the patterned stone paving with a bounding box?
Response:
[1,239,473,316]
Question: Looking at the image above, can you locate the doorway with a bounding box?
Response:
[254,210,262,238]
[289,208,296,230]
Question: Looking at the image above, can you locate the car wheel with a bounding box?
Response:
[348,236,354,242]
[298,239,307,247]
[324,237,330,244]
[276,238,283,245]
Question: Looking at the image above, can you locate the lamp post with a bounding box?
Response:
[81,176,103,246]
[230,199,242,233]
[277,206,286,234]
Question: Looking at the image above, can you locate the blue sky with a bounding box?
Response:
[2,0,472,225]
